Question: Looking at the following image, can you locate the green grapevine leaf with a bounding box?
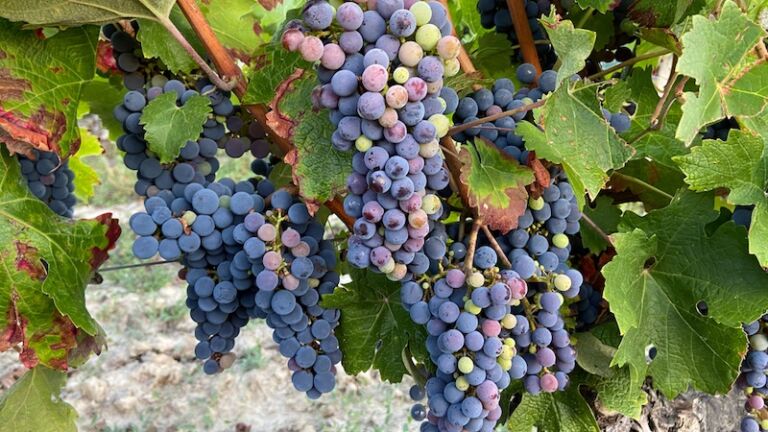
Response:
[751,202,768,266]
[628,0,710,28]
[0,0,175,26]
[470,33,518,81]
[137,6,204,74]
[676,1,768,144]
[540,13,596,89]
[0,147,119,369]
[576,331,617,378]
[139,92,211,164]
[200,0,266,60]
[243,49,309,105]
[0,22,97,157]
[459,139,534,234]
[639,28,683,55]
[251,0,306,41]
[321,268,428,382]
[78,77,126,141]
[603,191,768,397]
[0,367,77,432]
[518,84,634,209]
[674,129,768,265]
[68,128,104,201]
[575,0,616,13]
[579,323,647,419]
[506,382,599,432]
[581,196,621,254]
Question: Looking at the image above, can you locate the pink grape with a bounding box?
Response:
[262,251,282,270]
[404,77,427,101]
[540,373,559,393]
[385,85,409,109]
[362,64,389,92]
[321,43,346,70]
[299,36,324,62]
[281,29,304,51]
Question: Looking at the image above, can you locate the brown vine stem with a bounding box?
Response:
[580,213,614,248]
[463,219,483,276]
[611,172,674,202]
[506,0,542,76]
[650,55,679,129]
[482,226,511,269]
[448,99,546,135]
[176,0,355,229]
[586,49,671,81]
[157,16,236,91]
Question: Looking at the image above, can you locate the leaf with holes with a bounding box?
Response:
[0,147,119,369]
[0,22,97,158]
[0,0,175,26]
[518,84,634,209]
[540,13,596,89]
[139,92,211,164]
[581,196,621,254]
[0,366,77,432]
[459,138,534,234]
[674,129,768,266]
[675,1,768,144]
[603,191,768,397]
[321,268,428,382]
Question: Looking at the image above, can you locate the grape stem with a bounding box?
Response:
[482,226,512,269]
[175,0,355,229]
[439,137,472,211]
[649,55,679,130]
[156,16,237,91]
[586,49,672,81]
[611,172,674,202]
[580,213,615,248]
[463,219,483,277]
[448,99,547,135]
[506,0,543,77]
[99,259,180,273]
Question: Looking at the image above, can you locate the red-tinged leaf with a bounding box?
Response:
[459,139,535,234]
[528,157,551,198]
[0,146,115,369]
[0,21,97,157]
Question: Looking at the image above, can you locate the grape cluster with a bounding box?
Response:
[401,246,527,431]
[740,317,768,432]
[574,282,603,328]
[452,65,559,164]
[17,150,77,217]
[286,0,460,281]
[476,0,557,69]
[102,22,154,90]
[114,82,224,198]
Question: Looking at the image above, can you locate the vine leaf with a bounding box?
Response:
[675,1,768,145]
[505,381,599,432]
[603,191,768,398]
[321,268,428,383]
[0,147,119,369]
[674,129,768,266]
[139,92,211,164]
[200,0,267,61]
[0,366,77,432]
[68,129,104,201]
[540,13,596,89]
[77,77,126,142]
[273,73,353,205]
[251,0,306,41]
[0,0,175,26]
[579,323,647,419]
[137,6,204,74]
[243,49,309,105]
[627,0,710,28]
[0,22,97,158]
[518,84,634,209]
[581,196,621,254]
[459,138,534,234]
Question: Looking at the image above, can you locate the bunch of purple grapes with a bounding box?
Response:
[401,245,528,431]
[451,64,559,162]
[740,317,768,432]
[284,0,461,281]
[476,0,557,69]
[574,282,603,329]
[17,149,76,217]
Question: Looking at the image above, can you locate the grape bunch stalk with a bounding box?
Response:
[284,0,461,282]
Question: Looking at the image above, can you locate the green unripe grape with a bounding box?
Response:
[529,196,545,211]
[501,314,517,329]
[458,356,474,374]
[429,114,451,138]
[554,274,572,291]
[552,233,569,249]
[356,135,373,152]
[410,1,432,26]
[421,194,442,215]
[393,66,410,84]
[219,195,231,209]
[182,210,197,225]
[415,24,441,51]
[455,376,470,391]
[443,58,460,77]
[468,271,485,288]
[751,334,768,351]
[465,299,481,315]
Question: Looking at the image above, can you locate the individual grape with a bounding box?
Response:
[303,1,334,30]
[415,23,441,50]
[336,2,364,30]
[390,9,417,37]
[517,63,537,84]
[299,36,325,62]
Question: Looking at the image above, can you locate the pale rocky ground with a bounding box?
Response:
[0,119,745,431]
